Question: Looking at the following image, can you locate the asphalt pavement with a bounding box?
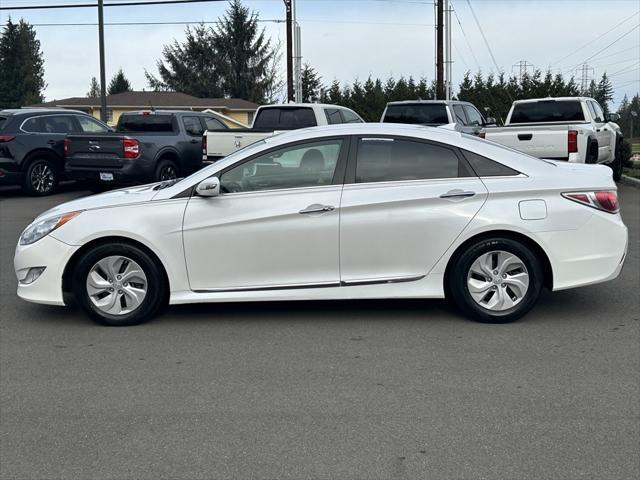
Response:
[1,183,638,480]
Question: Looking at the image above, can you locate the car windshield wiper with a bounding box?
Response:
[154,178,183,190]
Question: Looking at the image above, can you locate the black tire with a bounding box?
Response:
[447,238,544,324]
[155,159,178,182]
[72,242,167,326]
[22,157,58,196]
[609,143,624,182]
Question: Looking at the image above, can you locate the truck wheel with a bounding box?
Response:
[23,158,58,196]
[155,159,178,182]
[609,144,624,182]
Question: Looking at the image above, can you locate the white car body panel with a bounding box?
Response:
[14,123,628,310]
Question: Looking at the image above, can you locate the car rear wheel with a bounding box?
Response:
[72,242,167,326]
[23,158,58,196]
[155,159,178,182]
[609,144,623,182]
[447,238,544,323]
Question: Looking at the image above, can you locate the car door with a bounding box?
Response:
[182,137,348,291]
[180,116,206,172]
[24,114,79,157]
[588,101,612,163]
[339,136,487,284]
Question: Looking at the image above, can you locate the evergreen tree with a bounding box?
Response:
[211,0,279,103]
[87,77,100,98]
[300,63,322,103]
[0,18,46,108]
[595,72,614,115]
[146,23,222,97]
[107,68,132,95]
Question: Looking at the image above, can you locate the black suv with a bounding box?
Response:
[0,109,111,195]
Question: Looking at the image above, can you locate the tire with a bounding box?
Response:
[155,159,178,182]
[609,143,624,182]
[447,238,544,324]
[72,242,167,326]
[22,157,58,196]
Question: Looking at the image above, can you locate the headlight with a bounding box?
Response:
[19,211,81,246]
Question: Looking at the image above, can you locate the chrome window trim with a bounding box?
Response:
[19,113,103,134]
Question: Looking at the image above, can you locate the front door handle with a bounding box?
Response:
[299,204,335,215]
[47,140,56,145]
[440,190,476,199]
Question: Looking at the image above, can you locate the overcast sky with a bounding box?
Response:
[1,0,638,107]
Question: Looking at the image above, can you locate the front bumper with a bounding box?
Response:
[14,235,79,306]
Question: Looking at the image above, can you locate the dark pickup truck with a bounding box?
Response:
[65,110,228,186]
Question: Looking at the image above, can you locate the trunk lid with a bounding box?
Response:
[65,134,126,168]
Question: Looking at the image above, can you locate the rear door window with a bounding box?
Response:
[590,101,605,122]
[204,117,226,130]
[340,109,363,123]
[118,114,176,132]
[324,108,343,125]
[382,104,449,125]
[41,115,79,133]
[509,101,585,123]
[355,137,469,183]
[463,105,484,126]
[452,105,468,124]
[183,116,205,136]
[76,115,109,133]
[21,117,43,133]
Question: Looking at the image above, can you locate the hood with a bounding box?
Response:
[36,182,162,220]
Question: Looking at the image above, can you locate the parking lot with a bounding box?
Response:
[0,183,638,479]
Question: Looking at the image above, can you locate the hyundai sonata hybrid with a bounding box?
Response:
[14,124,627,326]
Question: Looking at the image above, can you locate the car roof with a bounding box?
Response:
[512,97,595,104]
[120,110,211,116]
[386,100,468,106]
[0,108,89,117]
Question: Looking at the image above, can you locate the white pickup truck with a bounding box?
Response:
[203,103,363,161]
[483,97,624,180]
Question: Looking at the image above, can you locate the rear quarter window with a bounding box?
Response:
[462,150,520,176]
[510,101,585,123]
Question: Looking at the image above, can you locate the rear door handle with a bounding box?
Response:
[299,204,335,214]
[440,190,476,199]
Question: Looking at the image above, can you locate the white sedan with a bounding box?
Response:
[14,124,628,326]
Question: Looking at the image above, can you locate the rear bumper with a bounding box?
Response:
[539,211,628,291]
[66,159,152,184]
[0,159,22,186]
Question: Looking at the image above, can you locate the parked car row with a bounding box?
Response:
[0,96,624,196]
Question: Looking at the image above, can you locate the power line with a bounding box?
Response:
[607,61,640,77]
[0,0,226,10]
[464,0,501,73]
[450,1,481,71]
[569,23,640,72]
[0,19,435,27]
[549,9,639,66]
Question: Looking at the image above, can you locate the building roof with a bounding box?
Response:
[28,91,258,111]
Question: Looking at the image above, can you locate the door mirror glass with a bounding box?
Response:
[606,113,620,122]
[485,117,497,126]
[196,177,220,197]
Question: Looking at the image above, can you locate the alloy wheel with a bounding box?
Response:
[30,163,54,194]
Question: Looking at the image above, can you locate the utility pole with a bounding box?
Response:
[436,0,444,100]
[294,22,302,102]
[97,0,107,121]
[511,60,534,81]
[283,0,294,102]
[444,0,452,100]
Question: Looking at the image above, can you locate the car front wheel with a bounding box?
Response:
[72,243,167,326]
[23,158,58,196]
[447,238,544,323]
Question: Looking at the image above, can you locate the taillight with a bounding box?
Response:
[479,131,486,139]
[0,135,15,142]
[122,138,139,158]
[63,138,70,157]
[562,190,619,214]
[567,129,578,154]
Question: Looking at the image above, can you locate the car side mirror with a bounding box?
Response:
[196,177,220,197]
[485,117,497,126]
[606,113,620,122]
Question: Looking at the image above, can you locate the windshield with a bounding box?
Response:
[383,104,449,125]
